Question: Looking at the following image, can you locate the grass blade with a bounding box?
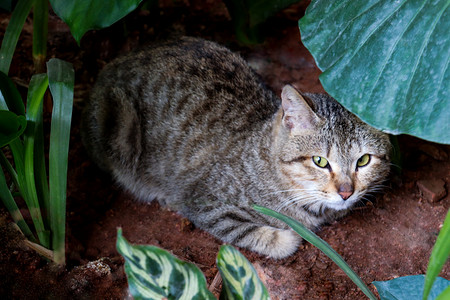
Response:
[423,209,450,300]
[23,74,50,247]
[28,75,50,229]
[0,0,34,74]
[253,205,377,300]
[47,58,74,264]
[0,155,36,242]
[32,0,48,73]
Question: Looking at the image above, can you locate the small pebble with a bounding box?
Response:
[416,179,447,202]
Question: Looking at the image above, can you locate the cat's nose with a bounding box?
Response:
[338,183,354,200]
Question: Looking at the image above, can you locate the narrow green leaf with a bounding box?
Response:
[423,209,450,300]
[116,229,216,300]
[30,77,50,230]
[0,110,26,147]
[49,0,143,45]
[0,71,25,115]
[373,275,449,300]
[0,0,34,74]
[47,58,74,265]
[0,157,36,242]
[253,205,377,300]
[25,73,50,229]
[299,0,450,144]
[20,73,51,248]
[32,0,48,73]
[217,245,270,300]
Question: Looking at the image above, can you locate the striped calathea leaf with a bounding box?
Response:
[217,245,270,300]
[116,229,215,300]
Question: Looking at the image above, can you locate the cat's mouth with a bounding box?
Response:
[325,194,359,211]
[300,195,357,217]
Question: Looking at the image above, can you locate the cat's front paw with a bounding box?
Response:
[249,226,301,259]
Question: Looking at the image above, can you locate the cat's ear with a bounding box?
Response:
[281,85,324,135]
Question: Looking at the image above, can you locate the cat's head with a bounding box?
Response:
[273,85,391,214]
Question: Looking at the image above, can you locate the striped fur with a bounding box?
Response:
[81,37,391,258]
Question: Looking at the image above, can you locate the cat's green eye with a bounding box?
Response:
[357,154,371,167]
[312,156,329,168]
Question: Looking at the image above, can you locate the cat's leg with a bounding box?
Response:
[185,204,301,259]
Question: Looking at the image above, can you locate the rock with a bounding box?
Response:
[416,179,447,202]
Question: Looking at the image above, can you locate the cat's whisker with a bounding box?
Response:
[262,188,318,197]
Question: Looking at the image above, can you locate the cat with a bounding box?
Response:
[81,37,391,259]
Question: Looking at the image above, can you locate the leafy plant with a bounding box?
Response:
[116,229,269,299]
[299,0,449,144]
[0,0,145,264]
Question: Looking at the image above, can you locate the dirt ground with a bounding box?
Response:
[1,1,449,299]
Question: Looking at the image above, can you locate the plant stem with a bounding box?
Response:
[32,0,48,74]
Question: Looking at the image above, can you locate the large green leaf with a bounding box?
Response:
[253,205,377,300]
[49,0,143,45]
[299,0,450,144]
[423,209,450,300]
[116,229,216,300]
[217,245,270,300]
[373,275,449,300]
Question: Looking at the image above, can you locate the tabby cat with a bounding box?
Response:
[81,37,391,259]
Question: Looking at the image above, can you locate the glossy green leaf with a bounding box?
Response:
[217,245,270,300]
[0,110,26,147]
[224,0,299,44]
[116,229,216,300]
[373,275,449,300]
[299,0,450,144]
[423,209,450,300]
[47,58,74,264]
[49,0,143,45]
[253,205,377,300]
[0,0,33,74]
